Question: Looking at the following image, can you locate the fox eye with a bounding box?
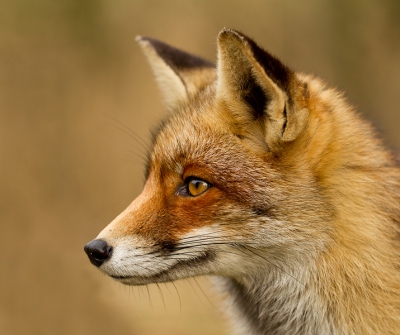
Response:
[187,178,210,197]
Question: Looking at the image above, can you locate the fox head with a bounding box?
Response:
[84,29,340,285]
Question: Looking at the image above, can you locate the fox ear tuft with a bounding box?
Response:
[216,29,308,150]
[136,36,215,110]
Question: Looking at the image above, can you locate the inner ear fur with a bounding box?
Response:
[136,36,215,110]
[216,28,309,151]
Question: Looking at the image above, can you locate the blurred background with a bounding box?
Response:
[1,0,400,334]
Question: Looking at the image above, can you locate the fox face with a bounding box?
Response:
[85,29,330,285]
[85,29,400,335]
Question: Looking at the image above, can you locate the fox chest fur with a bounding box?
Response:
[84,29,400,335]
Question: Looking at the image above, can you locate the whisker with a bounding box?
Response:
[122,233,305,287]
[155,283,166,311]
[106,114,150,151]
[109,122,149,157]
[121,148,147,163]
[171,281,182,315]
[187,278,205,307]
[145,284,153,310]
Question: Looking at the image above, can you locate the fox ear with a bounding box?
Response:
[216,29,308,151]
[136,36,215,109]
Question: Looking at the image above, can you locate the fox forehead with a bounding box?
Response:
[150,98,224,170]
[148,92,273,177]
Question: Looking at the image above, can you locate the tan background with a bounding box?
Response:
[1,1,400,334]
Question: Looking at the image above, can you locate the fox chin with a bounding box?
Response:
[84,28,400,335]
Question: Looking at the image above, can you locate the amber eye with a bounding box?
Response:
[187,178,210,197]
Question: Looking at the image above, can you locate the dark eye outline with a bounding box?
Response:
[177,177,212,197]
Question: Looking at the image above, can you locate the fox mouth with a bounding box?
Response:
[109,251,214,285]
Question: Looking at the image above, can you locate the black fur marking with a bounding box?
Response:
[234,134,246,140]
[231,30,293,93]
[252,208,267,216]
[160,240,177,253]
[282,105,287,136]
[252,206,273,217]
[141,37,215,71]
[243,74,269,120]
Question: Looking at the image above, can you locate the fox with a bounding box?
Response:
[84,28,400,335]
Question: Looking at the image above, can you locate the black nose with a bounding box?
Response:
[84,239,113,267]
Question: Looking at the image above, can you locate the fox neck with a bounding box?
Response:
[218,262,336,335]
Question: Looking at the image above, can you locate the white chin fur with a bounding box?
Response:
[98,236,179,282]
[98,227,246,285]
